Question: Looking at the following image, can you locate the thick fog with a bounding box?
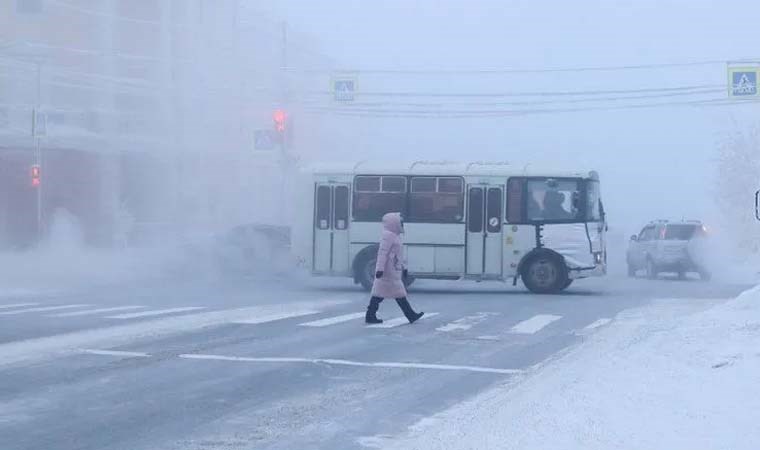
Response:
[266,0,760,272]
[269,0,759,222]
[1,0,759,288]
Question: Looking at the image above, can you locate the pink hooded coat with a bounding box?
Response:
[371,212,407,299]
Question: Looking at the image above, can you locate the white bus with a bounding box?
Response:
[294,161,607,294]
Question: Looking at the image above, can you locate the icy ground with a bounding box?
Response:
[378,286,760,450]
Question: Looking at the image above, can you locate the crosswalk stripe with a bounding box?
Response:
[0,304,90,316]
[80,349,150,358]
[232,309,320,325]
[367,312,439,329]
[179,353,521,375]
[298,312,365,327]
[583,318,612,330]
[0,303,39,310]
[51,306,146,318]
[509,314,562,334]
[106,307,206,319]
[436,312,498,332]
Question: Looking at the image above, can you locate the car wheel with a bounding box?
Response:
[646,258,658,280]
[521,250,569,294]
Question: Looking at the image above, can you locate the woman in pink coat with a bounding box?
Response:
[365,212,425,324]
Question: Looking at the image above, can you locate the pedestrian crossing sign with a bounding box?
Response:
[332,77,356,102]
[728,66,760,98]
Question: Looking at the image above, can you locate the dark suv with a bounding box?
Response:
[626,220,710,280]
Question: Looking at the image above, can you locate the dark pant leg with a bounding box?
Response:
[395,296,416,318]
[367,296,383,313]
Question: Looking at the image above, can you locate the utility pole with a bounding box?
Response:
[278,21,290,226]
[34,61,42,239]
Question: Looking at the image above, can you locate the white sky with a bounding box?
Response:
[263,0,760,232]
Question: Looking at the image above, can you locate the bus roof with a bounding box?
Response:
[305,160,597,179]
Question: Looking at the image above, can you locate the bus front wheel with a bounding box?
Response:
[520,250,569,294]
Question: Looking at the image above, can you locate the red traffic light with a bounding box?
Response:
[273,109,287,132]
[30,164,41,187]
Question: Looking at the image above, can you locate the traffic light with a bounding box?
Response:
[30,164,40,187]
[273,109,287,133]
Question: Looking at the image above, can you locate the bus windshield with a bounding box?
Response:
[522,178,601,223]
[527,179,580,222]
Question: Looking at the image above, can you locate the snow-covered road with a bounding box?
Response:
[378,286,760,450]
[0,275,749,450]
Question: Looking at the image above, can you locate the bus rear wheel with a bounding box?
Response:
[521,250,569,294]
[354,248,415,292]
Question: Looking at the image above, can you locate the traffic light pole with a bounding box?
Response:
[34,62,42,240]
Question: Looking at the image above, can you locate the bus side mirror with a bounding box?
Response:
[630,235,638,242]
[756,190,760,221]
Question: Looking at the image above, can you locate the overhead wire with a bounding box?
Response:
[301,84,726,99]
[292,58,760,75]
[301,87,725,109]
[303,97,758,119]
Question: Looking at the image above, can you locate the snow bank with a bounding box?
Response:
[378,288,760,450]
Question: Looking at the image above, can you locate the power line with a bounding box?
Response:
[294,58,760,75]
[304,84,725,99]
[303,88,724,109]
[304,97,759,118]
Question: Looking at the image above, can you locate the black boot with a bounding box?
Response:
[365,297,383,324]
[396,297,424,324]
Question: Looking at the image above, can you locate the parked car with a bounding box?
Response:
[626,220,710,280]
[214,223,292,275]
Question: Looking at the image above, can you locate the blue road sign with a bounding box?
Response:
[254,129,277,150]
[730,69,758,97]
[333,78,356,102]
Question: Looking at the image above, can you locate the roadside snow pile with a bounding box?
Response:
[379,288,760,450]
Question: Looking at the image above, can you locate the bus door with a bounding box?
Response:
[313,183,351,274]
[466,185,504,277]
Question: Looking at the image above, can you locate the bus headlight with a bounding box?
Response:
[593,252,603,265]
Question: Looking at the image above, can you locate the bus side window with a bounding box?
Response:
[506,178,525,223]
[408,176,464,223]
[353,175,406,221]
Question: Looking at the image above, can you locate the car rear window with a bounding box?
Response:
[664,224,697,240]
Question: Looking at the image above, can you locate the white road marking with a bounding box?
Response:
[232,309,320,324]
[436,312,498,332]
[0,304,90,316]
[584,318,612,330]
[0,300,350,368]
[107,307,206,319]
[179,353,521,375]
[80,349,150,358]
[366,312,439,329]
[51,306,146,317]
[298,312,365,327]
[509,314,562,334]
[475,335,500,341]
[0,303,39,310]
